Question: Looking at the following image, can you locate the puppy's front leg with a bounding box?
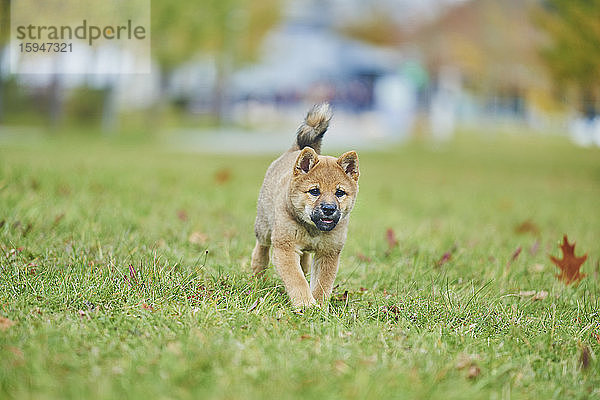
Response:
[272,245,316,308]
[310,250,340,304]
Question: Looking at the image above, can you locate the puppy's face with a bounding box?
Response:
[289,148,359,231]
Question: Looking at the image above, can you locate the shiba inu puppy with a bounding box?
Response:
[251,103,359,308]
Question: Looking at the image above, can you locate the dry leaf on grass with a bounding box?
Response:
[436,251,452,267]
[550,235,587,285]
[514,220,540,236]
[0,317,15,331]
[579,345,591,370]
[176,209,188,222]
[506,246,522,269]
[53,213,65,225]
[214,168,232,184]
[385,228,398,252]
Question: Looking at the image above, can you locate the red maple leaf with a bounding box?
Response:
[549,235,587,285]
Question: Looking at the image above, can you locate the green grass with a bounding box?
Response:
[1,132,599,399]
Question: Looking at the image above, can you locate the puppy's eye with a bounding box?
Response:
[308,188,320,196]
[335,189,346,198]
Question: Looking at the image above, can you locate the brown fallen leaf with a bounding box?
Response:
[0,316,15,331]
[53,213,65,226]
[514,220,540,236]
[214,168,232,184]
[385,228,398,253]
[579,345,591,370]
[177,209,189,222]
[550,235,587,285]
[436,252,452,267]
[506,246,522,269]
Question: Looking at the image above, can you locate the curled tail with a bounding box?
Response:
[294,103,332,154]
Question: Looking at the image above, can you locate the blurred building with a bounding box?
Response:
[181,0,431,140]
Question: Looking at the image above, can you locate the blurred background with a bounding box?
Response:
[1,0,600,150]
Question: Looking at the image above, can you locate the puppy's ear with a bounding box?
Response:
[294,147,319,176]
[337,151,359,181]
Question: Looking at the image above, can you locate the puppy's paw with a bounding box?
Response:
[292,296,318,313]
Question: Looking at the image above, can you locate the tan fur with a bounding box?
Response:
[251,104,359,308]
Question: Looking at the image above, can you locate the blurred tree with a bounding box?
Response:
[414,0,542,98]
[339,12,404,47]
[151,0,280,123]
[535,0,600,116]
[341,0,545,117]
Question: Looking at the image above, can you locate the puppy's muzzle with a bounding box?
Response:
[311,202,341,231]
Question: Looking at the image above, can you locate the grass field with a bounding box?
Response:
[1,131,599,399]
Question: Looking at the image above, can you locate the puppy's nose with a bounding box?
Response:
[320,203,337,216]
